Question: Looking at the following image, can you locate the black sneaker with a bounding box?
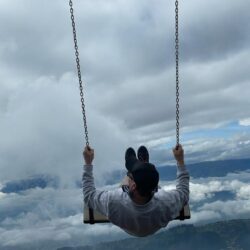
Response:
[137,145,149,163]
[125,147,137,172]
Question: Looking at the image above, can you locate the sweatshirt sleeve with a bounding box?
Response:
[162,165,190,219]
[82,165,111,217]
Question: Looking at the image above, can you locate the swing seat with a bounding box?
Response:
[84,206,109,224]
[83,203,191,224]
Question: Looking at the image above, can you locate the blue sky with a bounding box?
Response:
[184,122,249,140]
[161,121,250,148]
[0,0,250,248]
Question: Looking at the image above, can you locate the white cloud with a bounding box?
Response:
[239,118,250,126]
[187,210,222,224]
[0,171,250,248]
[236,185,250,200]
[181,134,250,163]
[0,192,5,200]
[0,186,128,248]
[161,172,250,226]
[199,200,250,218]
[162,171,250,204]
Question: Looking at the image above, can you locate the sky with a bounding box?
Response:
[0,0,250,248]
[0,0,250,181]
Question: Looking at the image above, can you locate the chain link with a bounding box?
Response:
[69,0,89,146]
[175,0,180,147]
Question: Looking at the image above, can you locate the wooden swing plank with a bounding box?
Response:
[83,204,190,224]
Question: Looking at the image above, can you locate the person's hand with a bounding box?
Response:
[173,144,185,166]
[83,146,94,165]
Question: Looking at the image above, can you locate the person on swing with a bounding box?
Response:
[83,145,189,237]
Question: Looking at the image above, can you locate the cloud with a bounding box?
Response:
[179,133,250,163]
[181,0,250,62]
[160,172,250,226]
[161,171,250,203]
[189,174,250,223]
[236,185,250,200]
[0,192,5,200]
[194,173,250,199]
[0,186,127,248]
[199,200,250,219]
[1,214,121,247]
[1,0,250,182]
[186,210,222,225]
[0,170,250,248]
[0,72,131,182]
[146,131,250,166]
[239,118,250,126]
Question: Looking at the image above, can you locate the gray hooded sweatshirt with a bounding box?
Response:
[83,164,189,237]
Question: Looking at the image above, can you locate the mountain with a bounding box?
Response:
[57,219,250,250]
[104,158,250,184]
[2,159,249,192]
[0,175,59,193]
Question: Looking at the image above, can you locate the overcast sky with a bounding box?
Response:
[0,0,250,182]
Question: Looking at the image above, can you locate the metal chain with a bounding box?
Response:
[175,0,180,147]
[69,0,179,148]
[69,0,89,146]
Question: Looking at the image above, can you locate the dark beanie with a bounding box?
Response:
[130,161,159,194]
